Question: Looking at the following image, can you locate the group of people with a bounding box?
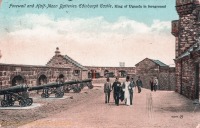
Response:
[149,77,159,92]
[104,76,143,106]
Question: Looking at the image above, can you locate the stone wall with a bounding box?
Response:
[135,68,175,91]
[0,63,71,88]
[81,70,88,80]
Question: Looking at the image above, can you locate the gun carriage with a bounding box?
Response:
[0,85,32,107]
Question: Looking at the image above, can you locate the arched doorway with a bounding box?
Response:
[38,75,48,85]
[37,75,48,94]
[57,74,65,83]
[104,70,109,77]
[11,75,25,86]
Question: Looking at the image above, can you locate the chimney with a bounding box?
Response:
[55,47,61,56]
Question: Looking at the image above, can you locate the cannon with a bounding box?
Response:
[79,79,93,89]
[29,80,78,98]
[0,79,93,107]
[0,85,33,107]
[64,79,93,93]
[29,79,93,98]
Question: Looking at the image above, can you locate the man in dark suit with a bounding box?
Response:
[112,77,121,106]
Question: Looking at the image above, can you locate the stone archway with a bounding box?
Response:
[11,75,25,86]
[104,70,109,77]
[88,71,92,78]
[58,74,65,83]
[38,74,48,85]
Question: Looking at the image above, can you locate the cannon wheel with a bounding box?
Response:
[45,93,50,98]
[88,83,94,89]
[19,100,27,107]
[26,98,33,106]
[79,83,84,89]
[73,87,81,93]
[41,93,45,98]
[1,100,8,107]
[41,93,50,98]
[55,92,64,98]
[8,100,15,106]
[64,86,70,93]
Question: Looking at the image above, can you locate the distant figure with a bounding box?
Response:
[136,76,143,93]
[150,77,154,91]
[129,77,135,105]
[122,76,131,106]
[112,77,121,106]
[154,77,159,91]
[104,78,112,103]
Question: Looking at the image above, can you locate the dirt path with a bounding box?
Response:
[18,86,200,128]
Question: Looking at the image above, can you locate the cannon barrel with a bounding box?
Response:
[0,85,28,95]
[29,82,62,91]
[79,79,92,83]
[0,79,93,93]
[62,79,92,85]
[28,79,86,91]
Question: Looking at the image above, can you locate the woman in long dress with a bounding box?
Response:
[124,76,131,106]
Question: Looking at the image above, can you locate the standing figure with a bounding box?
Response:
[136,76,143,93]
[129,77,135,105]
[154,77,159,91]
[150,77,154,91]
[123,76,131,106]
[112,77,121,106]
[104,78,112,103]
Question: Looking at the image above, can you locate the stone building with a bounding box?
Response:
[85,66,136,79]
[46,47,88,80]
[135,58,175,90]
[172,0,200,100]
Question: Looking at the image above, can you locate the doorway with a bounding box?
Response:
[195,63,199,100]
[11,75,25,86]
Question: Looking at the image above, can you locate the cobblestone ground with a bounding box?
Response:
[18,84,200,128]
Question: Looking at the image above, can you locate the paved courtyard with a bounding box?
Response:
[17,84,200,128]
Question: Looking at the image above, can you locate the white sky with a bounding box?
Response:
[0,14,175,67]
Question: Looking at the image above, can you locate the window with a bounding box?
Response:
[74,70,80,76]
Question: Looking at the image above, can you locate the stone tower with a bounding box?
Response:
[173,0,200,56]
[172,0,200,99]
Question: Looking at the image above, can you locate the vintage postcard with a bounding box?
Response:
[0,0,200,128]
